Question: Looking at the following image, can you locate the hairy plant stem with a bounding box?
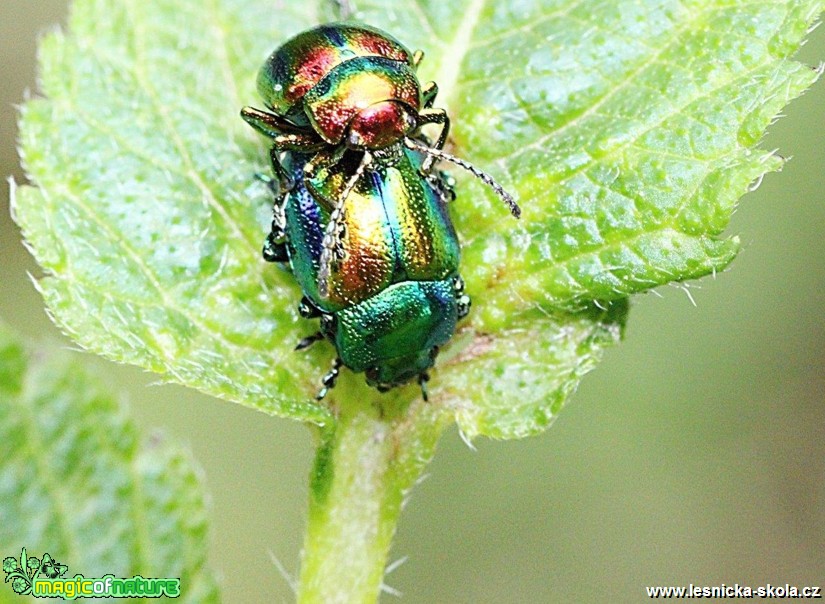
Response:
[297,394,448,603]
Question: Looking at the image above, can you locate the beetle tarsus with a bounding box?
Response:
[457,295,472,319]
[254,171,277,193]
[298,297,322,319]
[262,237,288,263]
[415,108,450,173]
[418,372,430,402]
[454,276,471,319]
[295,332,326,351]
[421,81,438,108]
[262,184,289,263]
[316,358,343,400]
[426,170,456,204]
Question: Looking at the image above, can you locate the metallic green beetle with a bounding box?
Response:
[241,23,519,399]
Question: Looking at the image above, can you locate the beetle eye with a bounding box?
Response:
[347,130,364,148]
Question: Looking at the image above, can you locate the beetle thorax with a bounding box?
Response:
[302,55,422,148]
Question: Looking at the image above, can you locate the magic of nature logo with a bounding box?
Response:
[2,548,180,599]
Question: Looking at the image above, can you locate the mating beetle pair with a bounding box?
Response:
[242,23,519,399]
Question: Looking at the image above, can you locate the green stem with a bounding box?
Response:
[297,397,446,603]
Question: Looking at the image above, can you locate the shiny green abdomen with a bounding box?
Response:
[335,279,457,381]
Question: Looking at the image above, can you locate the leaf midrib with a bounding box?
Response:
[433,0,488,113]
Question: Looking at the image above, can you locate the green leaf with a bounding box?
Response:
[14,0,822,436]
[0,323,218,603]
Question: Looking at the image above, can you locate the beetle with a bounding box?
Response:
[241,23,519,399]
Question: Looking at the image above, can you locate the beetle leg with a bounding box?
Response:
[295,300,327,349]
[417,108,449,150]
[295,331,326,351]
[303,145,347,185]
[298,296,323,319]
[254,171,278,195]
[415,108,450,173]
[267,146,294,196]
[421,81,438,108]
[418,372,431,402]
[457,295,472,319]
[455,276,472,319]
[242,105,325,170]
[424,167,457,205]
[262,232,288,263]
[241,106,318,142]
[260,147,292,263]
[316,358,343,400]
[250,136,296,196]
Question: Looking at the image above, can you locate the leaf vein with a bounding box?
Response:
[123,0,259,256]
[47,182,286,363]
[500,5,710,163]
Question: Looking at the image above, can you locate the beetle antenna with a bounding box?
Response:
[318,150,373,298]
[404,138,521,218]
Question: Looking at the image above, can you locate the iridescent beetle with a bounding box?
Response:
[241,23,519,399]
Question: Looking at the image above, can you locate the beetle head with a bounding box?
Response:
[346,101,417,150]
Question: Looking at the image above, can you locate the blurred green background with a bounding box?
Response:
[1,2,823,602]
